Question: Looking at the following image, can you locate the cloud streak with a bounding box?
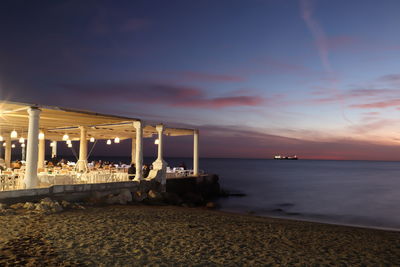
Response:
[57,82,266,109]
[300,0,332,72]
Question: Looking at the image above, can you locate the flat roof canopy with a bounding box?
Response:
[0,101,195,141]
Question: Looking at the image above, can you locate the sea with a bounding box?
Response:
[57,156,400,231]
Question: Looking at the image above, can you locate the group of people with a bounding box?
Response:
[127,163,151,179]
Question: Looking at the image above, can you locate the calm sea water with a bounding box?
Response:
[64,156,400,230]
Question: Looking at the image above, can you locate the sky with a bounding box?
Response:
[2,0,400,160]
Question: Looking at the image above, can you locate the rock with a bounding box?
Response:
[105,195,119,205]
[118,189,133,204]
[205,202,217,209]
[23,202,36,210]
[35,203,50,212]
[182,192,204,206]
[50,202,63,213]
[61,200,71,209]
[72,203,85,210]
[40,197,54,205]
[133,191,148,202]
[148,190,162,201]
[10,203,24,209]
[161,192,183,205]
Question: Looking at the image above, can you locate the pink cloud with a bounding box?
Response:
[153,71,246,83]
[173,96,265,109]
[57,82,266,109]
[350,99,400,109]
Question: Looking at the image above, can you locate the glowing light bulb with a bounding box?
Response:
[62,134,69,141]
[90,137,95,142]
[0,135,3,142]
[10,130,17,138]
[2,142,5,147]
[11,144,15,148]
[21,143,25,148]
[38,132,45,140]
[68,143,72,148]
[19,137,25,143]
[106,139,111,145]
[154,139,159,145]
[114,137,120,143]
[66,140,72,145]
[50,142,54,147]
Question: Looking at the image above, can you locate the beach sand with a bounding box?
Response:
[1,205,399,266]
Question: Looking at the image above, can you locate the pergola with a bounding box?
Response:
[0,101,199,189]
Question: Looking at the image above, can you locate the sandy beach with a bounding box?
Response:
[1,205,399,266]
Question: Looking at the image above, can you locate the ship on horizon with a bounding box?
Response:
[274,155,298,160]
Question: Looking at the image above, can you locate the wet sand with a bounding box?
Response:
[1,205,399,266]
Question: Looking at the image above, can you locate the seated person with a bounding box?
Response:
[128,163,136,180]
[143,164,150,178]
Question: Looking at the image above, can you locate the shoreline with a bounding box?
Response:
[1,204,399,265]
[216,208,400,233]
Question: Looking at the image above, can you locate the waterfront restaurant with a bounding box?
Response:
[0,101,199,191]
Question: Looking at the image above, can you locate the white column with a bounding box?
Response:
[78,126,88,172]
[193,129,199,176]
[152,124,167,170]
[51,141,57,158]
[38,131,45,169]
[131,137,136,164]
[133,121,143,180]
[5,138,11,168]
[24,107,41,189]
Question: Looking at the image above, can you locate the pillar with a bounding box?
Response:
[51,141,57,158]
[133,121,143,180]
[24,107,41,189]
[38,131,45,169]
[193,129,199,176]
[5,138,11,168]
[131,137,136,164]
[152,124,167,170]
[78,126,88,172]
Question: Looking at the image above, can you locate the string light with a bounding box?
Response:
[114,137,120,143]
[2,142,5,147]
[62,134,69,141]
[11,144,15,148]
[19,137,25,143]
[10,130,17,138]
[21,143,25,148]
[90,137,95,142]
[154,139,159,145]
[0,135,3,142]
[67,143,72,148]
[66,140,72,145]
[106,139,111,145]
[38,132,45,140]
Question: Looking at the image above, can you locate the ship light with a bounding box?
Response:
[114,137,120,143]
[21,143,25,148]
[154,139,159,145]
[19,137,25,143]
[0,135,3,141]
[11,144,15,148]
[90,137,95,142]
[106,139,111,145]
[62,134,69,141]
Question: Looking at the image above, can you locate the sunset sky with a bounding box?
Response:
[2,0,400,160]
